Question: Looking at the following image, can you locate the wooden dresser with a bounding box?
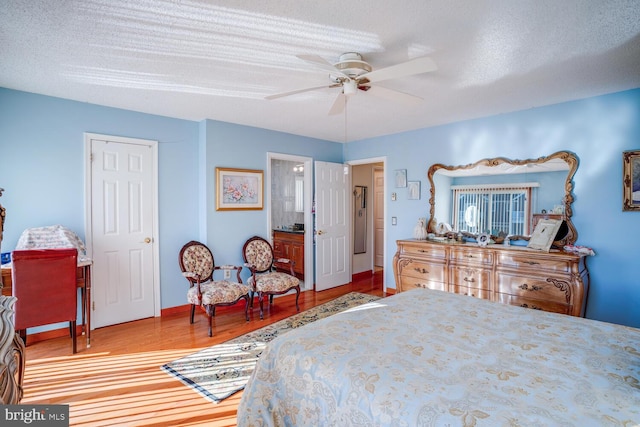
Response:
[393,239,590,316]
[272,230,304,280]
[0,296,25,404]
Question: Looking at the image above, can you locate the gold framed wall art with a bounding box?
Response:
[215,167,264,211]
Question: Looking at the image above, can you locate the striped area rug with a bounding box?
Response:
[161,292,381,403]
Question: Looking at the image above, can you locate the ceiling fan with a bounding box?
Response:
[266,52,437,115]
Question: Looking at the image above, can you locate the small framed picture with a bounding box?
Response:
[623,149,640,211]
[407,181,421,200]
[527,218,562,252]
[394,169,407,188]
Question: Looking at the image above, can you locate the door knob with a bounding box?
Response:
[316,230,324,235]
[144,237,152,243]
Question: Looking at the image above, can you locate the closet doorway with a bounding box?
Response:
[349,158,386,287]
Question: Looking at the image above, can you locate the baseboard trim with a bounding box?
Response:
[24,325,84,346]
[352,270,373,281]
[161,304,191,317]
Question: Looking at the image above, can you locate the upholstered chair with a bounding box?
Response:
[178,241,249,337]
[12,248,78,353]
[242,236,300,319]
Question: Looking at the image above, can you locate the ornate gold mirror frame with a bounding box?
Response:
[427,151,579,246]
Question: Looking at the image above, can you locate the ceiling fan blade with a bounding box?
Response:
[361,56,437,83]
[328,92,346,116]
[297,54,349,79]
[265,84,339,100]
[365,85,424,105]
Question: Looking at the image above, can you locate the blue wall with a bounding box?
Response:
[0,88,341,314]
[345,88,640,328]
[1,87,639,328]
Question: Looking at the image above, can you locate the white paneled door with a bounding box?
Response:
[87,135,158,328]
[314,161,350,291]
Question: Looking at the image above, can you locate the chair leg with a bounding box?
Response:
[243,294,250,321]
[190,304,196,324]
[70,320,77,354]
[80,287,86,335]
[202,305,213,337]
[259,292,265,320]
[295,286,300,312]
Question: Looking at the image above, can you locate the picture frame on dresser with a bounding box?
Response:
[623,149,640,211]
[215,167,264,211]
[527,218,562,252]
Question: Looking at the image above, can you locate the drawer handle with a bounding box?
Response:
[463,277,475,283]
[520,303,543,311]
[465,292,476,297]
[418,249,428,253]
[414,267,429,274]
[519,283,542,292]
[465,254,475,258]
[523,261,540,265]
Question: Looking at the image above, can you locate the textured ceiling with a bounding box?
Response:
[1,0,639,142]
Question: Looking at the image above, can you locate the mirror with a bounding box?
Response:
[427,151,578,246]
[353,186,367,254]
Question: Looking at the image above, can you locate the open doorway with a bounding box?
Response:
[267,153,313,290]
[349,158,385,285]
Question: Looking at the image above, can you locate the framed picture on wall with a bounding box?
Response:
[216,167,264,210]
[407,181,421,200]
[394,169,407,188]
[623,149,640,211]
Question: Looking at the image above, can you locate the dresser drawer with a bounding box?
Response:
[399,275,447,292]
[496,252,572,274]
[450,248,493,266]
[399,242,447,260]
[496,273,571,305]
[398,258,446,282]
[497,293,571,315]
[450,285,493,300]
[450,266,491,290]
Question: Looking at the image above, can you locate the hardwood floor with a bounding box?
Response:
[22,271,387,426]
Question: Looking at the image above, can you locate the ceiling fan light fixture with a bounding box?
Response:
[343,80,357,96]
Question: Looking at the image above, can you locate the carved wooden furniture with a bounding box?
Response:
[12,248,79,353]
[0,296,25,404]
[178,241,249,337]
[393,239,590,316]
[0,188,4,291]
[242,236,300,319]
[272,230,304,279]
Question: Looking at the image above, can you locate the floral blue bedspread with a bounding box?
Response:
[238,288,640,426]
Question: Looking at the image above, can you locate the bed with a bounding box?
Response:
[237,288,640,426]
